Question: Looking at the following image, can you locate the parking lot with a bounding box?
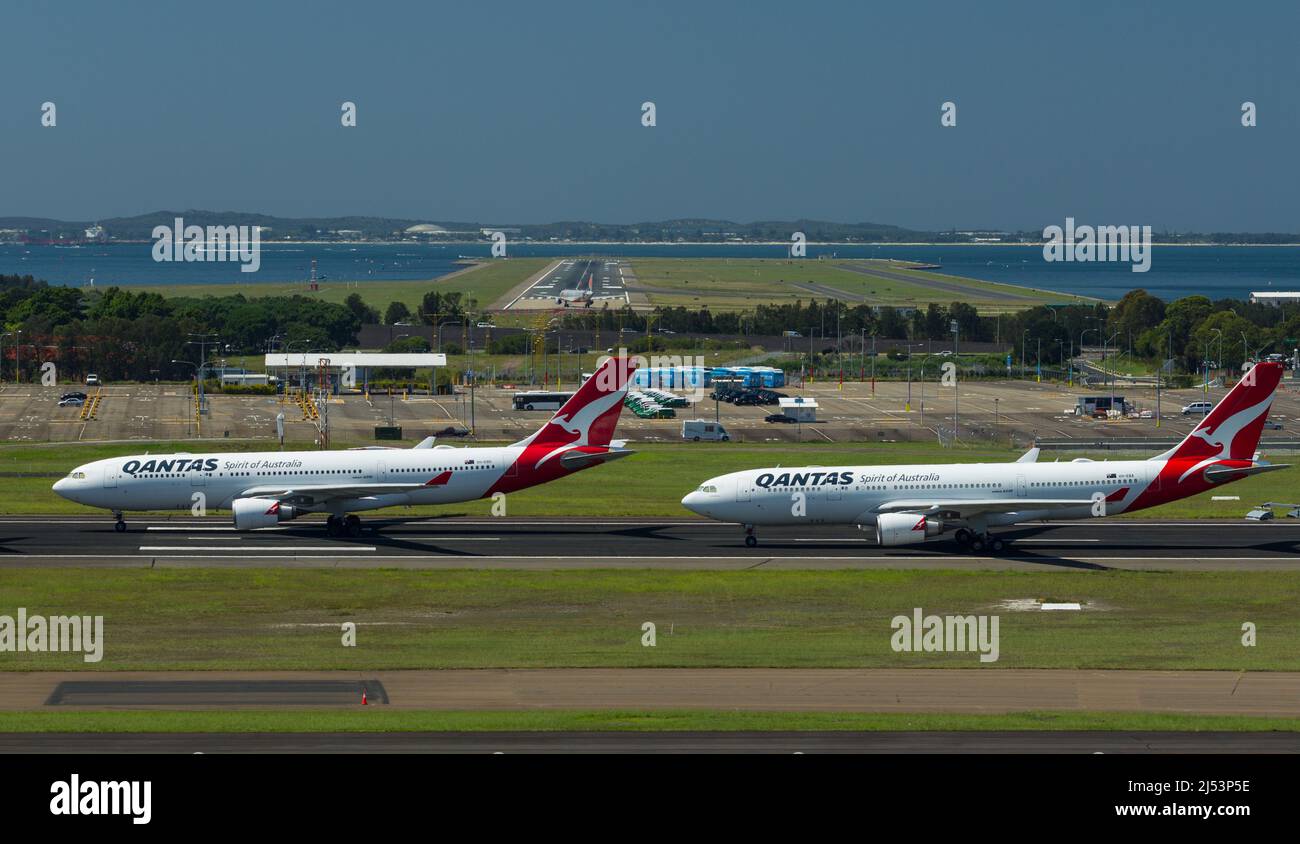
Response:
[1,374,1297,447]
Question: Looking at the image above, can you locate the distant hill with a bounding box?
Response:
[0,211,930,242]
[1,211,1296,244]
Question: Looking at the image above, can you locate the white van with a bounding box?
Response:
[682,419,730,442]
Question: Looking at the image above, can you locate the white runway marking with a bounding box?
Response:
[139,546,377,552]
[13,554,1300,563]
[1014,538,1101,543]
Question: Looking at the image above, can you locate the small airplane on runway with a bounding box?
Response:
[52,356,637,536]
[681,362,1289,554]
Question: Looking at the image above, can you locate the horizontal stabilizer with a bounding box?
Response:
[1204,463,1291,483]
[559,448,635,470]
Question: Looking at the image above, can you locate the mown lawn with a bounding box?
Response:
[2,568,1296,671]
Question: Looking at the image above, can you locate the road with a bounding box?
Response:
[0,516,1297,570]
[3,730,1294,753]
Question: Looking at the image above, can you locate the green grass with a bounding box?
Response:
[7,439,1296,519]
[3,568,1297,671]
[628,258,1097,312]
[123,258,551,312]
[1,710,1296,733]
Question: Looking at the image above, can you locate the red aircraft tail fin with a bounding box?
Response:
[1159,362,1283,463]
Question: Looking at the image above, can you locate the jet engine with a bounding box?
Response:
[231,497,299,531]
[874,513,944,546]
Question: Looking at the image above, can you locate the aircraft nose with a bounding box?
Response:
[680,490,702,513]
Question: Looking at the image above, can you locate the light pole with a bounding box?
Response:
[1211,328,1223,387]
[0,332,11,383]
[1104,330,1120,415]
[1079,327,1098,389]
[172,359,201,431]
[1021,329,1029,379]
[950,319,959,441]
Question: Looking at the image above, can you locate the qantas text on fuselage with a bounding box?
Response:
[52,356,637,534]
[682,363,1288,553]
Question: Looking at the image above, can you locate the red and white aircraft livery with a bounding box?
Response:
[682,362,1288,553]
[53,356,638,536]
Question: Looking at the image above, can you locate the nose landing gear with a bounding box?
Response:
[113,512,126,533]
[743,524,757,547]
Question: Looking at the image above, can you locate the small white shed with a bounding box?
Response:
[778,396,818,422]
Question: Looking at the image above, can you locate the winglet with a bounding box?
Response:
[412,436,436,449]
[1016,447,1040,464]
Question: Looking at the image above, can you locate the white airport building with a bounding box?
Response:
[264,352,446,391]
[1248,291,1300,307]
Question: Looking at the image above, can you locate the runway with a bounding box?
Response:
[0,516,1297,570]
[504,258,628,309]
[3,730,1294,753]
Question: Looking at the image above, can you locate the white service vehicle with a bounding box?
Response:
[682,419,730,442]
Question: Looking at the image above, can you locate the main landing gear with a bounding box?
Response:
[743,524,758,548]
[954,528,1007,554]
[326,514,363,538]
[113,511,126,533]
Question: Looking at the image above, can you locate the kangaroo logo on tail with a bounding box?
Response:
[512,355,637,469]
[1153,361,1284,484]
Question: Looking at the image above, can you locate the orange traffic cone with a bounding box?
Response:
[361,689,368,706]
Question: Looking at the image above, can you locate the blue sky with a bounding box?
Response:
[2,0,1297,230]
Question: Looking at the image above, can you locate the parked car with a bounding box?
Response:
[58,397,85,407]
[432,425,470,438]
[764,413,797,424]
[1263,419,1284,430]
[1245,508,1274,521]
[1181,401,1213,415]
[84,373,101,387]
[60,391,87,402]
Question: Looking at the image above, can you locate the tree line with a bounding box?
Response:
[0,275,360,382]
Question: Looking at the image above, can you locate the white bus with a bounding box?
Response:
[512,391,573,411]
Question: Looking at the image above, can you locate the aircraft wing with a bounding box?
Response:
[237,471,454,504]
[873,498,1095,518]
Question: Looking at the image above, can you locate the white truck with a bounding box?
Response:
[682,419,730,442]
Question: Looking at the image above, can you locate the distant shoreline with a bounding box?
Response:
[12,240,1300,248]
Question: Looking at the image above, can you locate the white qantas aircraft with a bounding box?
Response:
[53,356,637,536]
[681,362,1289,553]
